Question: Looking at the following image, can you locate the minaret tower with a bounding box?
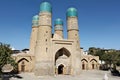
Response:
[29,15,39,54]
[67,7,81,75]
[34,2,52,75]
[54,18,63,38]
[66,8,80,49]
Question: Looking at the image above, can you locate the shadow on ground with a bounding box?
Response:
[0,73,23,80]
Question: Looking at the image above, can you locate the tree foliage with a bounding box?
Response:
[0,42,17,73]
[88,47,120,67]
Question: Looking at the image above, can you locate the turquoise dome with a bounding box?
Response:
[67,7,77,17]
[54,18,63,25]
[32,15,39,26]
[40,2,52,13]
[33,15,39,20]
[55,18,63,30]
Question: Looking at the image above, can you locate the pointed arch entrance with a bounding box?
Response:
[81,59,88,70]
[90,59,98,69]
[58,64,64,74]
[17,58,29,72]
[21,61,25,72]
[55,47,71,75]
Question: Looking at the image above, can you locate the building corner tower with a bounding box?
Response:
[29,15,39,54]
[54,18,63,38]
[34,2,53,76]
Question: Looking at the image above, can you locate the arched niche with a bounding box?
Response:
[17,58,29,72]
[17,58,29,63]
[55,47,71,62]
[90,59,97,62]
[81,59,88,70]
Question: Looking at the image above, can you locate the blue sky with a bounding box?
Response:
[0,0,120,50]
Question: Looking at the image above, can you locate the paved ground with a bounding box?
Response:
[10,70,120,80]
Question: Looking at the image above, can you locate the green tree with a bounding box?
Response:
[95,49,105,60]
[0,42,17,73]
[88,47,98,55]
[116,52,120,66]
[109,51,120,68]
[88,47,120,68]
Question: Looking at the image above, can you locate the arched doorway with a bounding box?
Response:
[21,61,25,72]
[58,64,64,74]
[55,47,71,75]
[92,63,94,69]
[17,58,29,72]
[90,59,98,69]
[81,59,88,70]
[82,62,85,70]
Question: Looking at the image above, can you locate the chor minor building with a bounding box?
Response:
[12,2,99,76]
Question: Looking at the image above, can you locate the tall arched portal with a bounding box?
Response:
[55,48,71,75]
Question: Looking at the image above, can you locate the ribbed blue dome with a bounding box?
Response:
[40,2,52,13]
[55,18,63,30]
[54,18,63,25]
[32,15,39,26]
[67,7,77,17]
[33,15,39,20]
